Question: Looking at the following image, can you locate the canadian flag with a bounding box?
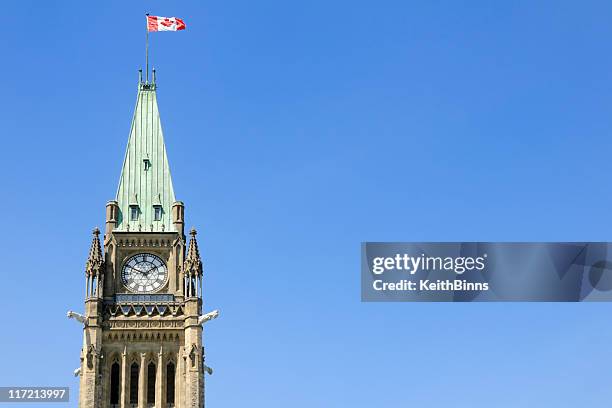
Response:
[147,15,186,32]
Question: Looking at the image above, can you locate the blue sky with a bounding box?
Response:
[1,1,612,407]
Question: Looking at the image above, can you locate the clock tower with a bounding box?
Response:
[74,71,215,408]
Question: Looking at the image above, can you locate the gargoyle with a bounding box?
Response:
[67,310,86,325]
[197,309,220,325]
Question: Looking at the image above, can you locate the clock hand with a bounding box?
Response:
[132,266,145,277]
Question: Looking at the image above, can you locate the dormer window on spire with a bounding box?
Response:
[130,205,140,221]
[154,205,162,221]
[129,194,140,221]
[143,158,151,171]
[153,193,163,221]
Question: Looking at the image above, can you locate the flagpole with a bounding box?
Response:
[145,13,149,83]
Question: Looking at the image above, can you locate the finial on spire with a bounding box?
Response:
[86,227,104,277]
[185,228,202,277]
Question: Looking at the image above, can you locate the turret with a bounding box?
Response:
[105,200,119,235]
[172,201,185,237]
[183,227,205,408]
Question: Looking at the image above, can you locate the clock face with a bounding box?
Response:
[121,253,168,293]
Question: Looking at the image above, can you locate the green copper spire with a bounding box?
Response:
[115,76,176,232]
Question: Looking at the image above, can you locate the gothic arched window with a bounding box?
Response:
[147,362,156,405]
[110,362,120,407]
[129,362,139,405]
[166,361,176,406]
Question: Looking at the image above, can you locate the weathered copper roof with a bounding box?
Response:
[115,80,176,232]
